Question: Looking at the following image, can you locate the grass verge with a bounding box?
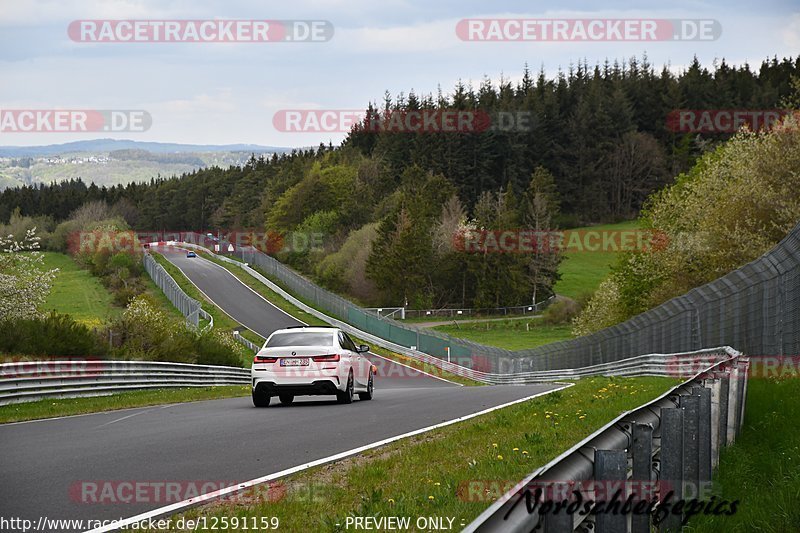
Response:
[146,376,680,532]
[198,251,483,386]
[686,376,800,532]
[434,320,574,350]
[41,252,121,324]
[0,386,249,424]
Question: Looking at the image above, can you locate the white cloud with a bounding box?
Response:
[782,13,800,51]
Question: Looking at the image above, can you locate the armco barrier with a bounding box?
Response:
[233,330,261,352]
[142,252,212,330]
[175,221,799,374]
[0,360,249,405]
[465,351,749,532]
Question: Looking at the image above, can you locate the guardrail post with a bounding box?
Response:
[718,370,730,452]
[631,423,654,533]
[692,387,712,485]
[726,363,740,444]
[594,449,627,533]
[680,394,700,503]
[736,359,748,435]
[709,378,721,468]
[659,407,683,533]
[542,482,573,533]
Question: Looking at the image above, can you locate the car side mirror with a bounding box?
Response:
[357,344,369,353]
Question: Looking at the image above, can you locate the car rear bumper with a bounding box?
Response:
[253,379,340,396]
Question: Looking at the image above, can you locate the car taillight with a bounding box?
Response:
[254,356,277,363]
[312,354,340,362]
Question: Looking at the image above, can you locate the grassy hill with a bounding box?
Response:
[553,220,640,300]
[431,220,640,350]
[40,252,120,325]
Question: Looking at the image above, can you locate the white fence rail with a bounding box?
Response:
[142,252,213,331]
[0,360,250,405]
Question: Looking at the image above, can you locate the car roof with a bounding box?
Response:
[271,326,338,334]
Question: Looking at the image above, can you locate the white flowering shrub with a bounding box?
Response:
[0,227,57,321]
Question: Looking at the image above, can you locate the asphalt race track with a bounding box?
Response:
[0,247,561,531]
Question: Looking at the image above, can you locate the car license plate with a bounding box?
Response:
[280,358,309,367]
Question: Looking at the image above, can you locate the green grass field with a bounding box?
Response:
[434,320,574,350]
[686,376,800,532]
[40,252,120,324]
[147,376,680,532]
[40,251,187,325]
[553,220,640,300]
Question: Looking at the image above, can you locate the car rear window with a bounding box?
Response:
[265,332,334,348]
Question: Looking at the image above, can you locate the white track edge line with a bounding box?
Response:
[84,383,573,533]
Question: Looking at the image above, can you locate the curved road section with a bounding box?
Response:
[0,247,562,531]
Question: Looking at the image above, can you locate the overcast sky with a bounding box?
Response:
[0,0,798,148]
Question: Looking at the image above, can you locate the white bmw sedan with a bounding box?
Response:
[251,326,375,407]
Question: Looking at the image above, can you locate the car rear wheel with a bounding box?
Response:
[337,371,354,404]
[358,373,374,401]
[279,394,294,405]
[252,389,270,407]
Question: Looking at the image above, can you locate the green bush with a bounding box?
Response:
[0,312,107,356]
[112,286,139,307]
[195,329,249,367]
[110,296,248,367]
[542,298,581,325]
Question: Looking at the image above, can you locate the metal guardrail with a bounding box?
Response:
[396,298,555,319]
[142,252,213,331]
[465,349,749,532]
[233,331,261,353]
[0,360,250,405]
